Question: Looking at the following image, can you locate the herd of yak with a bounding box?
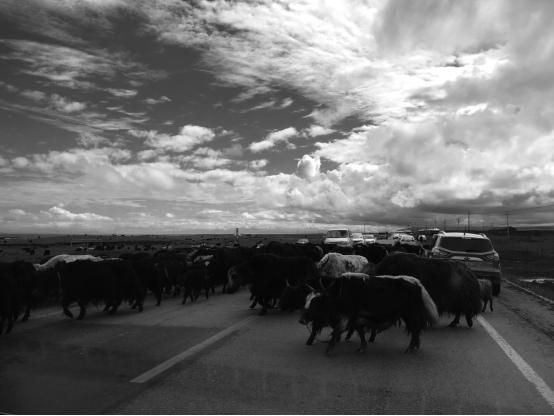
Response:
[0,240,495,354]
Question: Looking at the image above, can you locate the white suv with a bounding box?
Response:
[323,229,353,249]
[428,232,501,295]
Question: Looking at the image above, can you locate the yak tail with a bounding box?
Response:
[419,283,439,325]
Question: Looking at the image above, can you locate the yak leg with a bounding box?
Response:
[5,317,14,334]
[489,298,494,312]
[356,328,368,352]
[249,297,258,309]
[465,313,474,327]
[76,302,87,320]
[306,325,319,345]
[21,304,31,322]
[62,298,74,319]
[345,326,355,341]
[405,330,421,353]
[259,298,268,315]
[325,328,341,354]
[368,328,377,343]
[482,300,487,313]
[448,313,460,327]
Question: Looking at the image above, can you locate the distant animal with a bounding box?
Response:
[204,246,255,293]
[299,273,439,353]
[477,279,493,312]
[227,253,318,315]
[0,266,21,334]
[317,252,369,278]
[120,253,163,306]
[376,253,482,327]
[33,254,103,272]
[57,259,145,320]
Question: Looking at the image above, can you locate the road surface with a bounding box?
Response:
[1,282,553,414]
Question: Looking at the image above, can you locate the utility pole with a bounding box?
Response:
[467,210,471,232]
[443,219,446,232]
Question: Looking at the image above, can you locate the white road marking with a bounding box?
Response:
[130,315,258,384]
[503,279,554,305]
[477,315,554,410]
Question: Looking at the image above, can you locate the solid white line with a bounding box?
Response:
[130,315,258,384]
[503,279,554,306]
[477,315,554,410]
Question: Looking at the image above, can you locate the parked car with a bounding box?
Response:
[323,229,353,249]
[362,233,376,244]
[427,231,501,295]
[351,232,364,246]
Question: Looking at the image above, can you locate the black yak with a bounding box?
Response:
[375,253,482,327]
[299,273,439,353]
[227,253,318,315]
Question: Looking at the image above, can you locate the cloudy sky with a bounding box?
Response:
[1,0,554,234]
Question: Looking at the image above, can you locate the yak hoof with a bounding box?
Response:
[63,310,74,319]
[448,320,458,328]
[466,318,473,328]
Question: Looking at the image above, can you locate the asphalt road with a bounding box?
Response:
[1,283,553,414]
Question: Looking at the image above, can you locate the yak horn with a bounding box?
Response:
[305,283,315,292]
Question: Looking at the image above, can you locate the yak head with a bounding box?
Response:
[298,290,330,326]
[226,261,254,293]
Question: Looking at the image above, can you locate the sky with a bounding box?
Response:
[1,0,554,235]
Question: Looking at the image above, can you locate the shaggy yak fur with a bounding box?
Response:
[299,273,439,353]
[376,253,482,327]
[477,279,493,312]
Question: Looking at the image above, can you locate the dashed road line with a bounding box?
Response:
[477,315,554,410]
[130,315,258,384]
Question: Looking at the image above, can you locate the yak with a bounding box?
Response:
[227,253,318,315]
[376,253,482,327]
[299,273,439,353]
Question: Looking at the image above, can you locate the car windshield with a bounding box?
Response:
[326,230,348,238]
[438,236,493,252]
[352,233,363,238]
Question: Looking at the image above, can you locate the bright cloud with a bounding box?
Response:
[249,127,298,153]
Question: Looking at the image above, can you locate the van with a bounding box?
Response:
[323,229,352,249]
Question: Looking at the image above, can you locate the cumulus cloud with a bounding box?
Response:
[249,127,298,153]
[132,125,216,153]
[305,125,335,137]
[296,155,320,180]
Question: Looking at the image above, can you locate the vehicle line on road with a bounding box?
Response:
[477,315,554,410]
[130,314,258,384]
